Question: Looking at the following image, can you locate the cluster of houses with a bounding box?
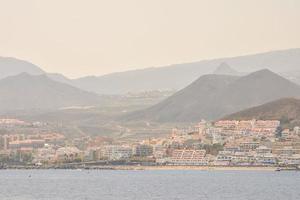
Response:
[1,118,300,167]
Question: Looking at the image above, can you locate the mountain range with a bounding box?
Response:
[1,48,300,94]
[123,69,300,122]
[70,48,300,94]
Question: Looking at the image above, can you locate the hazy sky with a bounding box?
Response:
[0,0,299,78]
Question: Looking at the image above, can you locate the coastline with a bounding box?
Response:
[111,165,281,171]
[133,166,278,171]
[1,165,295,171]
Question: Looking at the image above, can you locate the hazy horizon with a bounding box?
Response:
[1,0,300,78]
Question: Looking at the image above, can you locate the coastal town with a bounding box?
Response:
[0,118,300,169]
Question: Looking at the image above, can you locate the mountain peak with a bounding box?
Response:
[252,68,274,74]
[213,62,239,75]
[241,68,286,81]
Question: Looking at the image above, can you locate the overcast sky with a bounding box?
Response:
[0,0,299,78]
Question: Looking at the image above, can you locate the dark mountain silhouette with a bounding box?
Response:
[123,69,300,122]
[123,74,240,122]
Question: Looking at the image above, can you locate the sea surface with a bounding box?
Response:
[0,170,299,200]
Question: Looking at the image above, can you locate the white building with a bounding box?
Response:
[101,145,133,161]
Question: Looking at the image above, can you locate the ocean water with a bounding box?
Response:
[0,170,299,200]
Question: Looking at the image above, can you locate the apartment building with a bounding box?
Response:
[170,149,208,166]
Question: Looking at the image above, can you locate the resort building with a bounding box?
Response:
[170,149,208,166]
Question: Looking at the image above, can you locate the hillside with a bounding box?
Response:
[280,70,300,86]
[46,73,74,85]
[123,69,300,122]
[123,74,240,122]
[0,57,44,79]
[0,73,100,111]
[223,98,300,128]
[72,48,300,94]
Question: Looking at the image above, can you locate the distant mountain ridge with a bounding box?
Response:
[0,73,100,111]
[0,57,45,79]
[46,73,74,85]
[280,70,300,86]
[123,69,300,122]
[71,48,300,94]
[1,48,300,94]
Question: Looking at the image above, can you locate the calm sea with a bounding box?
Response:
[0,170,299,200]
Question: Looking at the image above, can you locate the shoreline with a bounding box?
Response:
[1,165,297,171]
[133,166,278,171]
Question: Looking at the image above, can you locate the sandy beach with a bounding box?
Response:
[111,165,280,171]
